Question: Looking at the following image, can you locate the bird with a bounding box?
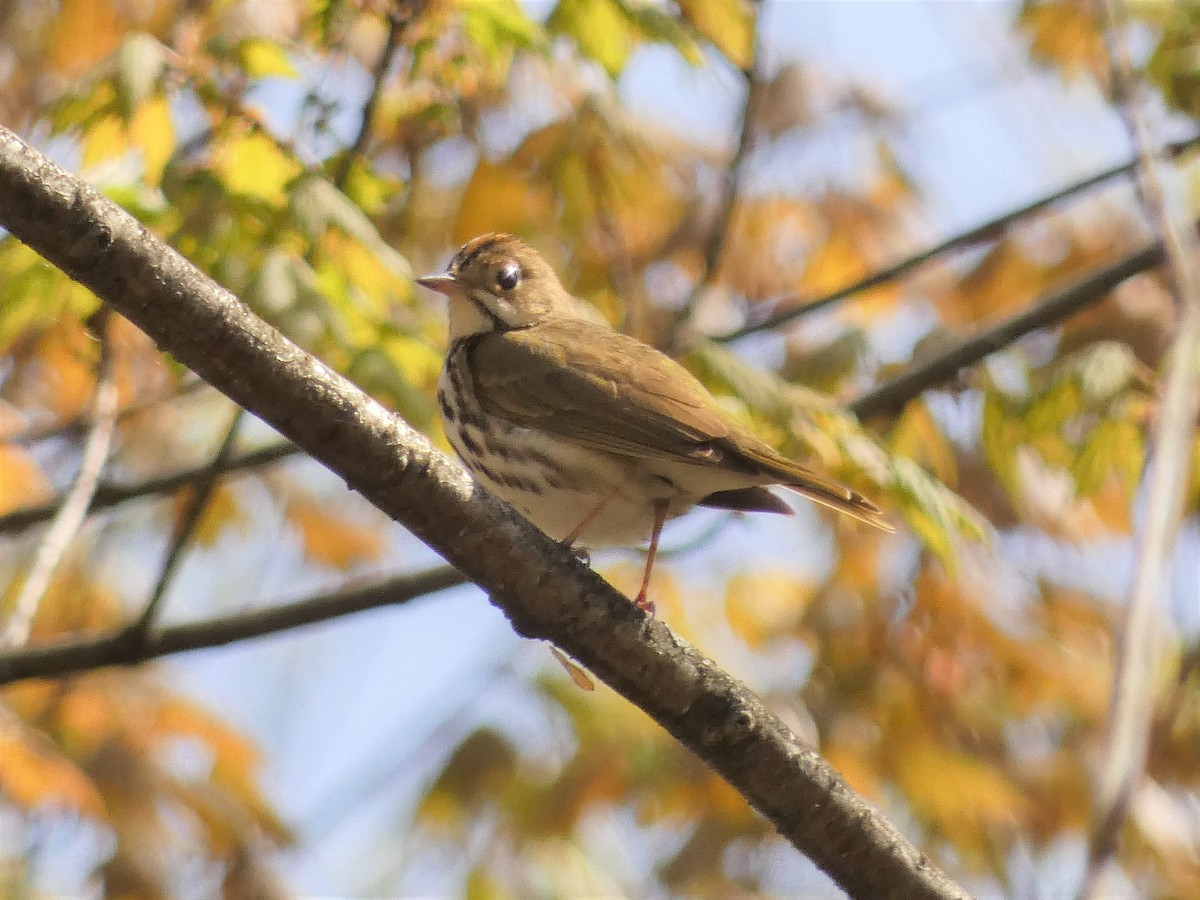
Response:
[417,233,892,613]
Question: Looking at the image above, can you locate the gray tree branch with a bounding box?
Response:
[0,442,298,535]
[847,242,1162,419]
[716,133,1198,343]
[1082,5,1200,895]
[0,125,966,900]
[0,565,466,683]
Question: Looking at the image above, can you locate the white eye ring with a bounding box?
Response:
[496,263,521,291]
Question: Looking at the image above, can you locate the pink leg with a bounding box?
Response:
[634,500,669,615]
[561,495,612,548]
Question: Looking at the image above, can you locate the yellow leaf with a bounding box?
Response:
[547,0,637,77]
[127,95,175,184]
[892,733,1029,840]
[82,114,127,170]
[888,401,957,484]
[1089,474,1134,533]
[949,239,1050,325]
[678,0,755,68]
[981,390,1020,496]
[20,321,98,417]
[551,646,595,691]
[824,729,882,801]
[724,572,813,648]
[153,695,292,843]
[212,129,302,205]
[56,682,119,759]
[285,497,385,569]
[317,229,401,318]
[153,696,260,778]
[236,37,298,79]
[454,125,560,242]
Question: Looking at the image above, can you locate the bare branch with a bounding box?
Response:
[716,133,1200,343]
[2,376,205,446]
[2,311,120,648]
[674,5,763,333]
[0,442,298,535]
[330,2,425,189]
[0,565,466,684]
[0,125,968,900]
[847,242,1162,420]
[1081,5,1200,896]
[130,408,246,637]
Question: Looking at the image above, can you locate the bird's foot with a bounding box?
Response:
[561,541,590,566]
[633,590,656,617]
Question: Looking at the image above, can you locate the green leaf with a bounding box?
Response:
[213,131,303,205]
[1074,418,1144,496]
[115,32,166,115]
[289,175,411,280]
[460,0,546,57]
[981,390,1020,495]
[1069,340,1138,404]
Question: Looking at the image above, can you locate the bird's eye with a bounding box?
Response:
[496,263,521,291]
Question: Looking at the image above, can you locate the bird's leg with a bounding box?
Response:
[559,495,613,564]
[634,500,669,615]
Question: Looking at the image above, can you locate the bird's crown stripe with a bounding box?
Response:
[451,232,515,273]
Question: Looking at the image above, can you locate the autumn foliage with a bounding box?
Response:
[1,0,1200,896]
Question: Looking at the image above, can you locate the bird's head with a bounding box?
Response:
[417,233,574,339]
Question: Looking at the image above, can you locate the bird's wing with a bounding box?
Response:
[470,320,892,531]
[469,319,747,465]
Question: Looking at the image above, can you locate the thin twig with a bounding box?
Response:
[0,565,465,684]
[0,441,298,536]
[1,312,120,648]
[1079,4,1200,897]
[128,408,247,638]
[2,376,206,446]
[582,128,642,336]
[674,5,763,333]
[716,133,1200,343]
[847,241,1162,420]
[330,3,422,189]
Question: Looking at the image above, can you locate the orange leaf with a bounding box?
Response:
[173,481,249,547]
[0,731,106,820]
[285,497,385,569]
[0,444,52,514]
[49,0,125,75]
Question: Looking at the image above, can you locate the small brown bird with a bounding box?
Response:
[418,234,891,612]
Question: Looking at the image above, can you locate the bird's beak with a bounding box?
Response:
[416,273,461,296]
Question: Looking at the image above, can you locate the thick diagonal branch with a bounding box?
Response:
[0,125,966,900]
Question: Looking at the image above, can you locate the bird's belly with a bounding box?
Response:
[456,429,668,546]
[440,418,720,548]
